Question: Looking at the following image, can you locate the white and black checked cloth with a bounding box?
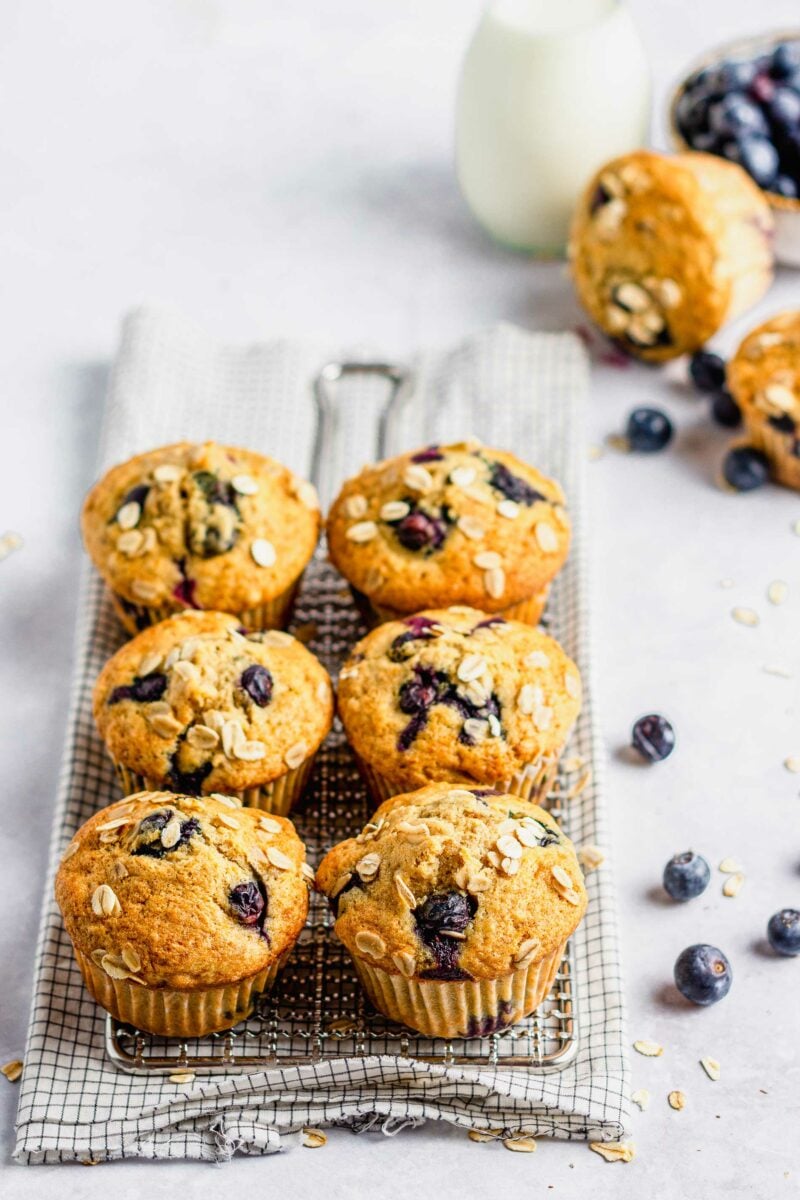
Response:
[14,306,629,1164]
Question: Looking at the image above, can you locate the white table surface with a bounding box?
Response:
[2,1,799,1195]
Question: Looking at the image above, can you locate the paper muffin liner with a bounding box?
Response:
[109,574,303,638]
[351,941,565,1039]
[352,748,562,808]
[741,423,800,492]
[355,584,551,630]
[112,751,318,815]
[73,945,288,1038]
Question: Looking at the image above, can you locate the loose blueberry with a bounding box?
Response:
[663,852,711,901]
[109,671,168,705]
[711,390,742,429]
[674,944,732,1005]
[488,460,545,506]
[722,446,770,492]
[625,408,673,453]
[767,909,800,956]
[689,350,726,394]
[394,508,448,553]
[240,663,274,707]
[631,714,675,763]
[229,881,267,927]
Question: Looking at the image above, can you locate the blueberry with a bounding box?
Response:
[773,173,800,197]
[589,182,612,213]
[625,408,673,453]
[240,664,274,707]
[488,461,545,506]
[711,390,742,428]
[398,665,449,715]
[387,615,440,662]
[769,85,800,128]
[188,471,241,557]
[167,757,213,795]
[414,892,477,981]
[708,93,768,137]
[109,671,168,705]
[674,944,732,1005]
[132,809,201,857]
[410,446,444,463]
[631,714,675,763]
[749,72,776,105]
[770,42,800,81]
[769,412,796,434]
[722,446,770,492]
[728,135,780,188]
[689,350,726,394]
[229,881,266,927]
[393,508,448,553]
[767,909,800,956]
[173,559,199,608]
[663,852,711,901]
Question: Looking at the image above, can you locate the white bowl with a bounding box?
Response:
[668,29,800,267]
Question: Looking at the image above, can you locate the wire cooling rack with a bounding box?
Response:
[106,364,582,1076]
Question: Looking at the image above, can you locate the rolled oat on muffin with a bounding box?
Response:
[316,783,587,1039]
[81,440,320,634]
[337,605,581,804]
[326,440,569,627]
[93,610,333,814]
[727,310,800,490]
[570,150,774,362]
[55,791,311,1037]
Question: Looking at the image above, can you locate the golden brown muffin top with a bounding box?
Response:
[728,310,800,430]
[326,441,569,614]
[81,441,320,614]
[93,610,333,792]
[570,150,773,362]
[337,606,581,790]
[316,783,587,981]
[55,792,311,990]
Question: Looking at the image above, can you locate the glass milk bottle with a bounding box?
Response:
[456,0,651,254]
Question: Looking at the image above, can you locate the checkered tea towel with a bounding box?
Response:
[14,305,629,1163]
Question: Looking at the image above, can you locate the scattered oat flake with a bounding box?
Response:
[1,1059,23,1083]
[668,1090,686,1111]
[302,1128,327,1148]
[718,857,743,874]
[722,872,745,897]
[588,445,604,461]
[633,1039,663,1057]
[606,433,630,453]
[763,664,793,679]
[700,1057,720,1081]
[731,607,759,627]
[589,1141,635,1163]
[719,578,734,589]
[784,756,800,774]
[468,1128,501,1143]
[768,580,788,606]
[578,844,605,871]
[503,1136,537,1153]
[169,1071,196,1084]
[631,1088,649,1110]
[792,519,800,537]
[0,531,23,561]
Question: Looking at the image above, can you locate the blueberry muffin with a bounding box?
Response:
[93,610,333,814]
[570,150,774,362]
[727,311,800,490]
[55,791,312,1037]
[316,783,587,1038]
[326,441,569,627]
[337,606,581,804]
[81,441,320,635]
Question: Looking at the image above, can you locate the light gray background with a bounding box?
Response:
[1,1,798,1196]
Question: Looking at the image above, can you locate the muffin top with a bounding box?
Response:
[326,441,569,614]
[316,783,587,981]
[55,791,311,989]
[93,610,333,793]
[337,606,581,790]
[728,310,800,433]
[81,441,320,614]
[570,150,773,362]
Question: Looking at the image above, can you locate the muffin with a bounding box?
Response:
[337,606,581,804]
[570,150,774,362]
[81,441,320,635]
[727,311,800,490]
[326,440,569,627]
[55,791,312,1037]
[316,783,587,1038]
[93,610,333,814]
